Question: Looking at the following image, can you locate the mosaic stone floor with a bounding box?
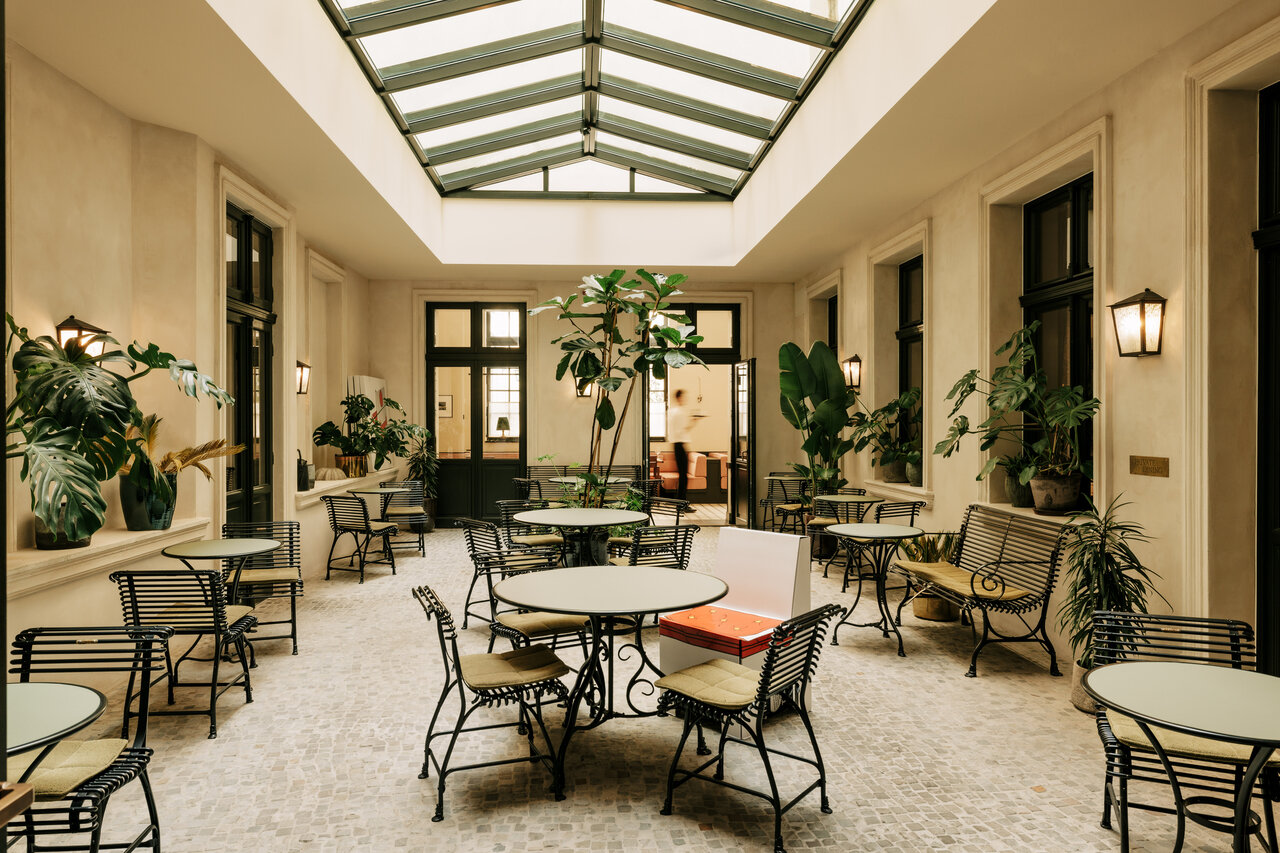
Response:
[37,528,1231,852]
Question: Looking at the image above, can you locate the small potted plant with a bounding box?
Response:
[850,387,922,484]
[997,450,1036,507]
[934,323,1100,514]
[1057,496,1167,712]
[404,430,438,532]
[312,393,419,478]
[778,340,858,502]
[118,414,243,530]
[899,532,958,621]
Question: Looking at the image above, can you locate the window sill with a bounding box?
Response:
[862,480,934,508]
[7,517,212,599]
[295,465,405,509]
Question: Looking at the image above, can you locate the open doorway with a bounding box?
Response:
[650,364,733,525]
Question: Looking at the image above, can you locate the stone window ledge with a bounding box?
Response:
[295,465,405,509]
[862,480,934,508]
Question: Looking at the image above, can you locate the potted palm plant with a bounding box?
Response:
[1057,496,1167,712]
[899,532,958,621]
[6,315,232,548]
[850,387,922,484]
[118,414,243,530]
[934,323,1100,514]
[778,340,858,503]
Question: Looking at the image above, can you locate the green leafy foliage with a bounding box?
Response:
[934,322,1100,480]
[531,270,704,506]
[405,430,439,500]
[778,340,857,502]
[312,393,427,471]
[1057,496,1168,668]
[849,387,922,468]
[6,314,232,541]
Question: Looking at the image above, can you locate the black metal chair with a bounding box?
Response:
[656,604,844,853]
[839,500,925,594]
[223,520,303,654]
[611,523,699,571]
[1092,611,1280,852]
[320,494,397,583]
[7,626,172,853]
[807,498,874,577]
[759,473,792,531]
[111,569,257,739]
[383,479,429,556]
[607,495,691,559]
[495,499,565,552]
[412,585,567,823]
[457,518,560,629]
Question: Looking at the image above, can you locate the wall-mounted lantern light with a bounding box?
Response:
[574,381,592,398]
[296,361,311,395]
[55,315,108,357]
[1108,289,1166,357]
[841,354,862,389]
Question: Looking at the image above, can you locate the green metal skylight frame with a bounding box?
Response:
[320,0,876,199]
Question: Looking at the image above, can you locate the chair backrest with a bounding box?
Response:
[952,504,1067,599]
[222,520,302,577]
[812,499,862,523]
[512,477,539,500]
[645,496,689,526]
[495,499,552,545]
[411,585,463,685]
[714,526,810,620]
[628,524,699,569]
[1092,611,1256,669]
[457,517,504,555]
[875,500,925,526]
[838,487,867,496]
[10,626,172,748]
[321,494,373,533]
[111,569,236,636]
[385,480,426,510]
[754,604,843,709]
[630,479,662,499]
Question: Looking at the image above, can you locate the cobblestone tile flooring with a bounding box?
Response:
[46,528,1228,852]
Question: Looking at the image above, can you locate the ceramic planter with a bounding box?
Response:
[881,458,908,483]
[336,454,369,478]
[912,594,958,622]
[119,472,178,531]
[905,460,923,488]
[1070,660,1097,713]
[1007,477,1034,508]
[1029,473,1082,515]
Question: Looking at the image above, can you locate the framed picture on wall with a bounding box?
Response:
[437,395,453,418]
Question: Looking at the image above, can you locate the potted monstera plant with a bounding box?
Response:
[850,387,922,484]
[312,393,421,478]
[5,315,233,548]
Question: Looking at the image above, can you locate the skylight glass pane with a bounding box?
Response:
[359,0,580,69]
[479,172,546,191]
[752,0,860,21]
[595,131,740,182]
[435,133,582,176]
[633,173,703,193]
[596,96,761,157]
[390,51,583,115]
[548,160,631,192]
[604,0,820,79]
[600,51,787,122]
[415,97,582,150]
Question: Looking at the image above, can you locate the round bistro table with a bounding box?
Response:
[513,507,648,566]
[494,565,728,799]
[828,522,922,657]
[348,485,409,520]
[162,538,281,603]
[7,683,107,757]
[1084,661,1280,852]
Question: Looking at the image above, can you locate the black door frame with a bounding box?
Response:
[729,358,757,527]
[1255,81,1280,674]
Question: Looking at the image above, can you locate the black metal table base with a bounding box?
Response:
[831,539,905,657]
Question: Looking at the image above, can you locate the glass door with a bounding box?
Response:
[729,359,755,527]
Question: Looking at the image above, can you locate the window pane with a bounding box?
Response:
[1081,182,1094,272]
[435,366,471,458]
[484,366,521,456]
[648,374,667,439]
[597,96,763,157]
[595,131,741,182]
[633,173,702,193]
[695,310,734,348]
[903,337,923,397]
[1036,304,1072,390]
[1032,198,1070,284]
[391,51,583,115]
[416,97,582,152]
[604,0,820,79]
[359,0,581,69]
[433,308,472,347]
[601,51,787,122]
[900,257,923,326]
[434,133,582,177]
[478,172,546,191]
[483,309,521,347]
[548,159,631,192]
[251,327,266,486]
[225,322,241,492]
[250,229,267,303]
[225,215,239,297]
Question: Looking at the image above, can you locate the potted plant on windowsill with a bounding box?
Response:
[934,322,1100,515]
[5,315,232,549]
[117,414,243,531]
[778,340,858,505]
[849,387,922,485]
[312,393,422,478]
[1057,496,1167,712]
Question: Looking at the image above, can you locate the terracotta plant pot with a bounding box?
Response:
[335,454,368,478]
[881,458,908,483]
[1070,660,1097,713]
[1029,473,1082,515]
[912,594,958,622]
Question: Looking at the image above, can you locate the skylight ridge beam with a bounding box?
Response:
[650,0,835,48]
[404,75,585,132]
[425,114,584,164]
[595,144,734,195]
[449,190,721,200]
[596,75,773,139]
[595,114,751,170]
[378,25,586,91]
[341,0,522,36]
[600,25,800,100]
[439,144,584,190]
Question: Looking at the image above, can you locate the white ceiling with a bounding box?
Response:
[6,0,1243,282]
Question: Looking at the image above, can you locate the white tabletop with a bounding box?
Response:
[515,508,648,528]
[549,475,630,485]
[1084,661,1280,748]
[494,565,728,616]
[162,538,281,560]
[828,523,922,540]
[8,683,107,755]
[815,494,883,504]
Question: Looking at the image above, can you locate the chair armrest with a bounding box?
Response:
[970,558,1054,598]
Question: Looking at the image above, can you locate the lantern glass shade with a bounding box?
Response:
[1108,289,1166,357]
[841,354,862,389]
[296,361,311,395]
[55,315,108,358]
[574,382,592,398]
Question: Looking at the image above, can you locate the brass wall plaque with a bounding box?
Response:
[1129,456,1170,477]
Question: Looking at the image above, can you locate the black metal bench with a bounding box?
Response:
[892,504,1068,677]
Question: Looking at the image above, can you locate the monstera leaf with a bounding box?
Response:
[21,419,108,540]
[12,335,135,440]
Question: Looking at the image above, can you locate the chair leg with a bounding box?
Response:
[742,720,786,853]
[237,635,254,704]
[140,767,162,853]
[433,702,481,822]
[289,594,299,655]
[660,715,697,816]
[420,677,458,779]
[208,641,221,739]
[325,533,340,581]
[966,613,992,678]
[462,570,482,629]
[796,700,832,814]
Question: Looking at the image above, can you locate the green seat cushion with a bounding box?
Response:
[1107,711,1280,766]
[497,610,589,638]
[512,534,564,547]
[459,644,570,691]
[8,739,126,799]
[655,658,760,711]
[895,560,1031,602]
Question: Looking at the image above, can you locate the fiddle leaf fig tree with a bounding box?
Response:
[778,340,857,503]
[5,315,233,541]
[531,269,704,506]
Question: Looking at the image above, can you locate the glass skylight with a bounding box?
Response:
[321,0,873,198]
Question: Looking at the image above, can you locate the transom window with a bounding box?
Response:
[320,0,877,199]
